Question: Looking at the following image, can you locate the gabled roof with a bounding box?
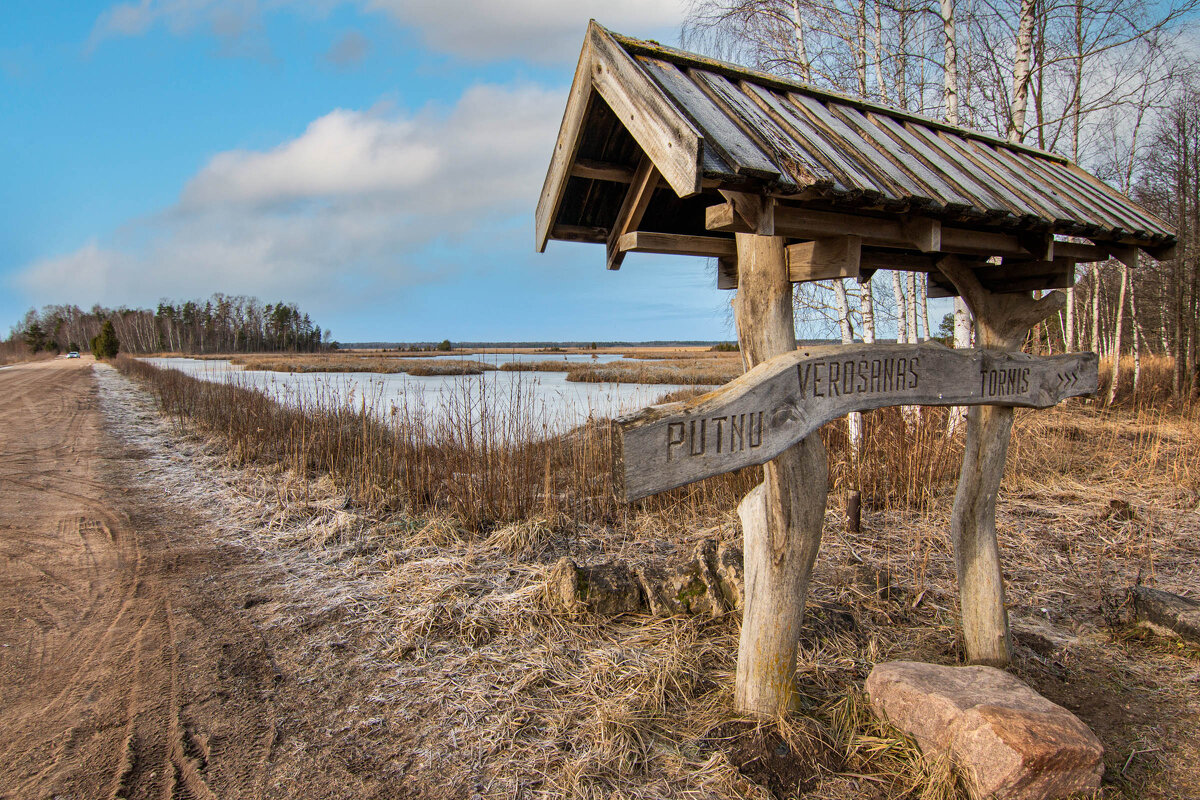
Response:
[535,22,1175,279]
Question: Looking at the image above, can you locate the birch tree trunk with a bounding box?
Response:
[941,0,959,123]
[733,230,828,717]
[892,271,909,344]
[919,274,931,341]
[906,272,920,343]
[833,280,854,343]
[1107,261,1130,405]
[1065,285,1076,351]
[855,0,868,96]
[791,0,812,81]
[861,276,877,344]
[1130,272,1142,393]
[903,272,921,421]
[948,296,972,433]
[873,1,888,104]
[835,280,863,456]
[1009,0,1037,142]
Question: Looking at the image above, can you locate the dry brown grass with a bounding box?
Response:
[624,348,740,361]
[1097,354,1183,409]
[499,360,575,373]
[229,353,498,375]
[0,348,53,366]
[116,354,1200,798]
[566,356,743,386]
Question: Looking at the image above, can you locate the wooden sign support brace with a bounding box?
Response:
[731,200,828,717]
[937,256,1067,667]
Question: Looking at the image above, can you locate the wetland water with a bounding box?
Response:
[143,355,703,434]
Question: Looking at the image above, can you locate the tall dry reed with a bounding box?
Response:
[114,357,760,532]
[119,354,1196,532]
[1097,354,1183,409]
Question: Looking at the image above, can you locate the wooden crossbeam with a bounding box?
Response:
[1145,241,1177,261]
[720,190,775,235]
[617,231,737,258]
[1109,245,1139,269]
[707,202,1039,260]
[607,157,661,271]
[903,217,941,252]
[714,243,985,289]
[939,227,1030,258]
[717,257,738,289]
[859,248,977,273]
[571,158,636,183]
[786,235,861,281]
[551,224,607,244]
[1052,241,1109,262]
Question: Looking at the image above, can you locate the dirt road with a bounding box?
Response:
[0,358,278,798]
[0,359,419,800]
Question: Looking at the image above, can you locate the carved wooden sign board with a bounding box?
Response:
[614,343,1097,501]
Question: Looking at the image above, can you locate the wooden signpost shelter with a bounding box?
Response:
[536,22,1177,717]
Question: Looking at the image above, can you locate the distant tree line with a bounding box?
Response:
[9,294,333,356]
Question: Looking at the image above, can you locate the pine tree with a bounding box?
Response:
[90,320,120,360]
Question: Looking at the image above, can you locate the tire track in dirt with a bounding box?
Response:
[2,359,422,799]
[0,361,272,800]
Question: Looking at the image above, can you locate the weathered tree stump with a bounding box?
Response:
[1131,585,1200,642]
[547,540,744,618]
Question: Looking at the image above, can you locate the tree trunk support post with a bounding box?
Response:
[731,195,829,716]
[938,256,1066,666]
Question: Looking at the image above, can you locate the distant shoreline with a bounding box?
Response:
[340,339,839,350]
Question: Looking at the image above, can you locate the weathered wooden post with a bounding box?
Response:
[938,256,1066,666]
[729,200,828,715]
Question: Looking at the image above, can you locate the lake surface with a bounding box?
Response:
[142,356,703,434]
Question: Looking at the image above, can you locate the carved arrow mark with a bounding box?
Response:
[1056,371,1079,391]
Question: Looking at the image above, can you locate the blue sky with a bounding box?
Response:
[2,0,742,342]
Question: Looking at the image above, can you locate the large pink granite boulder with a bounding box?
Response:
[865,661,1103,800]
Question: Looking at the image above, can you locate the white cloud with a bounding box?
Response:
[183,83,557,212]
[89,0,686,63]
[17,242,122,302]
[181,109,441,207]
[14,83,565,312]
